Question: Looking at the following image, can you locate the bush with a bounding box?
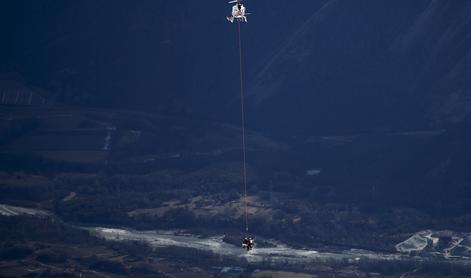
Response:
[90,259,127,274]
[36,250,67,264]
[0,245,33,260]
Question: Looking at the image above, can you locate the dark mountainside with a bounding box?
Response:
[2,1,471,277]
[249,0,471,135]
[6,1,471,133]
[2,0,328,117]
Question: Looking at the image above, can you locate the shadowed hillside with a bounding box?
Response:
[248,0,471,135]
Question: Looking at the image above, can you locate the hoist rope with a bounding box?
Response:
[237,21,249,233]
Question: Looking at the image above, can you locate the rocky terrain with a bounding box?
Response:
[3,1,471,277]
[2,202,471,277]
[1,102,471,277]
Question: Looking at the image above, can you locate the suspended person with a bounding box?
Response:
[242,236,254,251]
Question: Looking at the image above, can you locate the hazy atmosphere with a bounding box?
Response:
[2,1,471,277]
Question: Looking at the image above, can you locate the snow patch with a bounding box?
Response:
[395,230,438,253]
[0,204,51,218]
[89,227,407,265]
[103,127,116,151]
[306,169,321,176]
[396,230,471,259]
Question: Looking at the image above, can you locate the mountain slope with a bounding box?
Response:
[248,0,471,135]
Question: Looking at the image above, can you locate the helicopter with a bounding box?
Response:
[226,0,249,23]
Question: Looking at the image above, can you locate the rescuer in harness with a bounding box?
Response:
[242,236,254,251]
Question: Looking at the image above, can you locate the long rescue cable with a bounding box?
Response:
[237,20,249,233]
